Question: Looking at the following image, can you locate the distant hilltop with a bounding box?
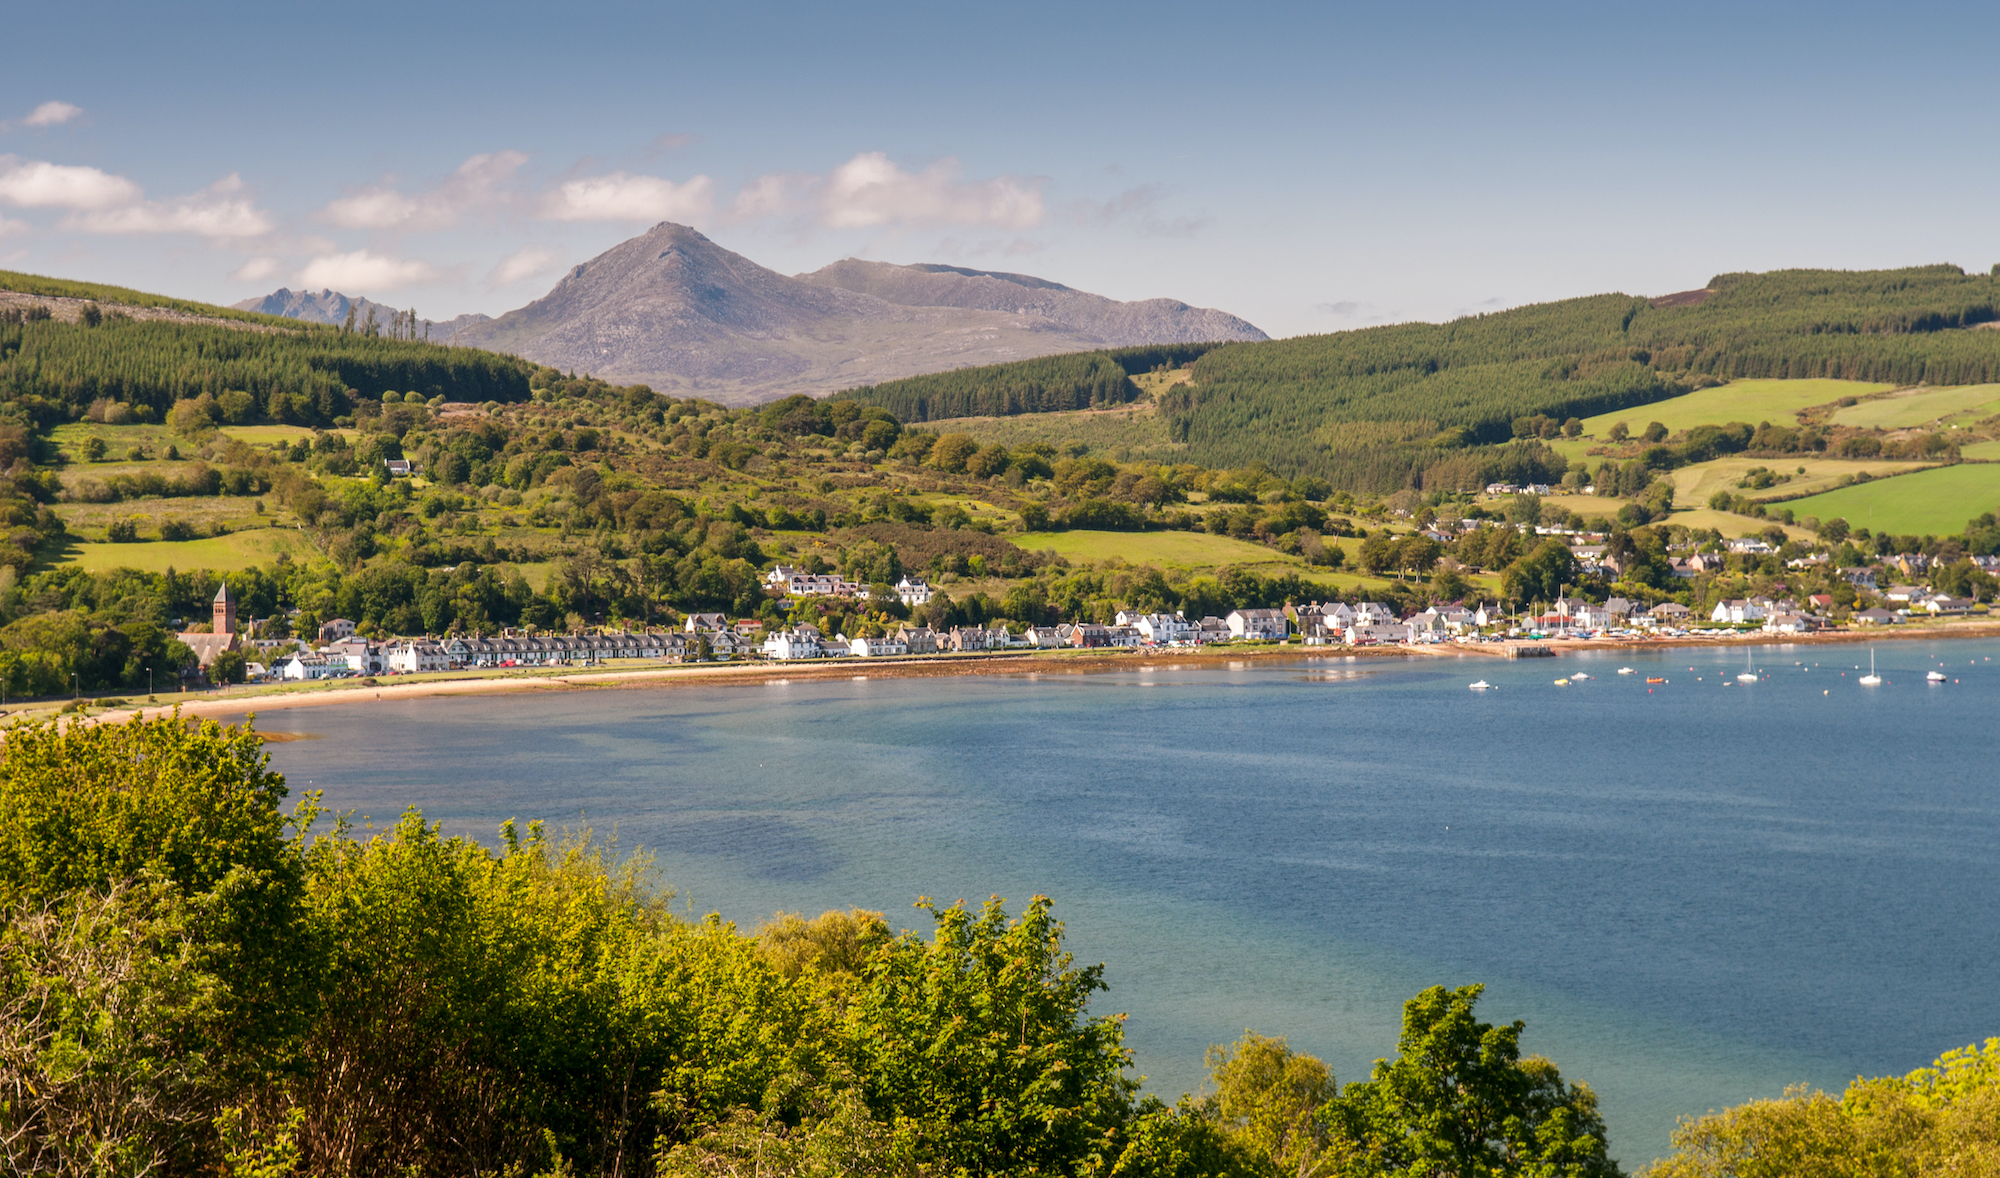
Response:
[231,288,490,340]
[236,223,1266,404]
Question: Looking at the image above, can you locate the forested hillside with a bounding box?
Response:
[0,303,532,427]
[838,265,2000,490]
[834,343,1227,420]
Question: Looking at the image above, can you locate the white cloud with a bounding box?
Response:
[539,171,715,222]
[0,159,273,239]
[321,150,529,231]
[0,215,30,237]
[299,249,438,292]
[815,152,1042,230]
[0,156,141,209]
[67,173,273,238]
[23,101,83,128]
[487,244,559,286]
[231,256,282,283]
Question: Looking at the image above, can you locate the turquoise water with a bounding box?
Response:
[241,640,2000,1167]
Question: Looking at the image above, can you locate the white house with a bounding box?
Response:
[1352,602,1397,626]
[686,613,728,633]
[274,652,346,680]
[323,637,386,675]
[1134,613,1193,644]
[894,576,934,606]
[1346,622,1412,645]
[762,630,823,660]
[1924,594,1975,615]
[1226,609,1288,640]
[386,640,450,674]
[1710,599,1768,625]
[849,634,908,657]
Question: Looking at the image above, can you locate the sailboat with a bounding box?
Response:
[1736,648,1758,683]
[1858,649,1882,686]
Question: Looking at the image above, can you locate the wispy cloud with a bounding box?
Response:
[719,152,1045,233]
[66,173,272,238]
[299,249,437,292]
[1064,183,1206,238]
[817,153,1041,230]
[487,244,559,286]
[321,150,529,231]
[22,101,83,128]
[539,171,716,222]
[231,256,282,283]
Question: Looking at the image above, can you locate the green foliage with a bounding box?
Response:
[836,344,1224,423]
[0,313,532,428]
[844,895,1136,1175]
[840,266,2000,490]
[1648,1039,2000,1178]
[1320,984,1619,1178]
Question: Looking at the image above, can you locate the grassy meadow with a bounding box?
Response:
[1578,378,1894,438]
[1827,383,2000,429]
[47,527,314,574]
[921,402,1179,460]
[1782,463,2000,536]
[1665,455,1933,505]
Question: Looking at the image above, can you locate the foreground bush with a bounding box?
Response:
[1647,1038,2000,1177]
[0,713,1635,1178]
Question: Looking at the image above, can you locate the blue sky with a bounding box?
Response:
[2,1,1994,337]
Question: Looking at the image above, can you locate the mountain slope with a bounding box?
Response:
[798,259,1267,345]
[839,264,2000,489]
[254,223,1265,403]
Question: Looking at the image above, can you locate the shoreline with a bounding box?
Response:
[30,616,2000,731]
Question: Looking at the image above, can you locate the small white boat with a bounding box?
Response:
[1859,649,1882,686]
[1927,670,1947,682]
[1616,667,1636,675]
[1736,648,1758,683]
[1469,680,1496,691]
[1570,672,1591,680]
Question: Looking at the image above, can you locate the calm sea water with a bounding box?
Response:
[237,639,2000,1166]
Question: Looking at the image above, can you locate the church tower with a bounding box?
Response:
[213,583,236,636]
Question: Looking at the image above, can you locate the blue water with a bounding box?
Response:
[239,640,2000,1167]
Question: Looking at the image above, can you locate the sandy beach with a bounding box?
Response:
[18,615,1997,733]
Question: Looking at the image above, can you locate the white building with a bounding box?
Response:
[387,639,450,674]
[894,576,933,606]
[762,630,823,660]
[274,652,347,680]
[1226,609,1289,640]
[1134,613,1193,644]
[849,634,908,657]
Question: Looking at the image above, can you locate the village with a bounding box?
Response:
[163,552,1984,684]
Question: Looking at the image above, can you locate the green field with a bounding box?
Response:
[49,527,313,573]
[1578,378,1894,438]
[1663,508,1815,541]
[1666,455,1932,505]
[220,424,336,445]
[1782,464,2000,535]
[1958,439,2000,460]
[923,403,1180,460]
[1828,384,2000,429]
[1012,528,1473,597]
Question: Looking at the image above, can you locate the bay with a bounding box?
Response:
[239,639,2000,1167]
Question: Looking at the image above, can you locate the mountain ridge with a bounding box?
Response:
[238,223,1265,403]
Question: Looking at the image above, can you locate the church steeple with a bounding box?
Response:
[213,583,236,636]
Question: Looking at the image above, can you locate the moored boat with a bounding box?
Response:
[1469,680,1496,691]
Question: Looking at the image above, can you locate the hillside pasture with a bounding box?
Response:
[48,526,313,574]
[1827,383,2000,429]
[1578,378,1894,438]
[1781,463,2000,536]
[1663,508,1815,541]
[922,402,1180,460]
[54,494,275,542]
[1666,455,1933,506]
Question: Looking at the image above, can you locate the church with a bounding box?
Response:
[178,584,242,669]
